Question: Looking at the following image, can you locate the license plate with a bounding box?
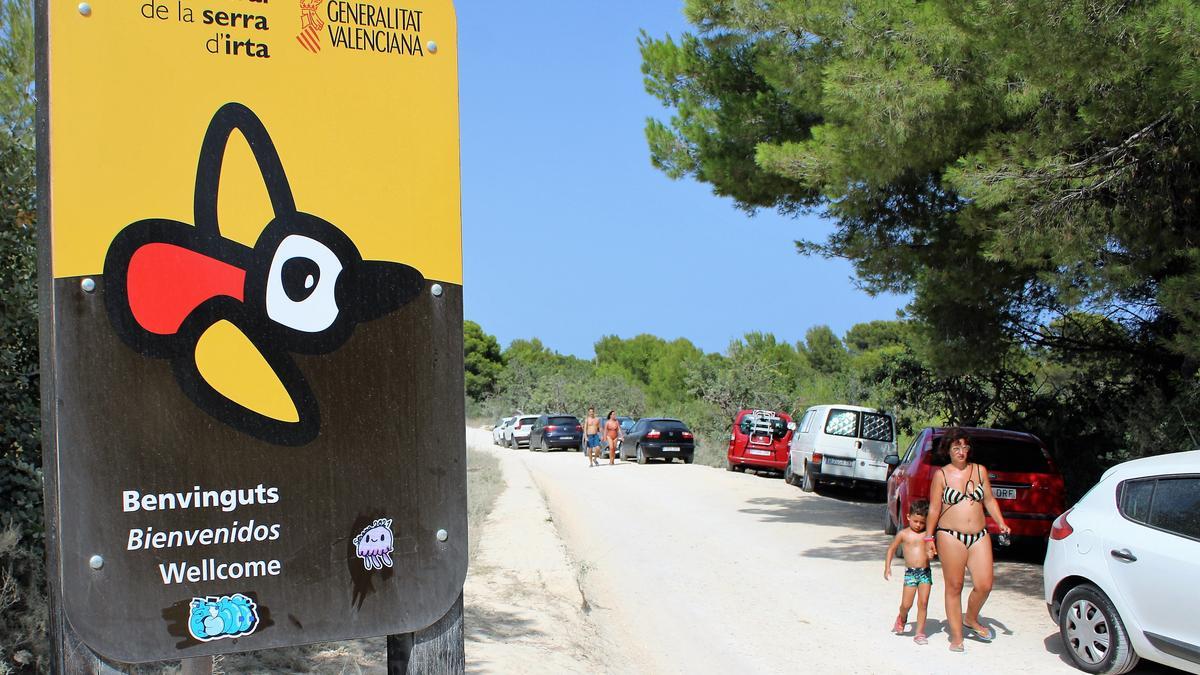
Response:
[663,446,679,452]
[824,457,853,467]
[748,449,772,457]
[561,436,576,440]
[992,487,1017,500]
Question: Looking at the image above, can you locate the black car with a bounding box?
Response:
[620,418,695,464]
[528,414,584,452]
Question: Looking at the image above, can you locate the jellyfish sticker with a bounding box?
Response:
[187,593,259,642]
[353,518,394,570]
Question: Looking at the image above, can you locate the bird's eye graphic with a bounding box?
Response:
[281,257,320,302]
[266,234,343,333]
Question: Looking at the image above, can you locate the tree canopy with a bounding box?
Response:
[641,0,1200,370]
[640,0,1200,462]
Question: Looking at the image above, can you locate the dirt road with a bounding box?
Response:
[463,427,1167,674]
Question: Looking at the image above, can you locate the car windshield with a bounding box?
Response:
[519,417,538,425]
[549,416,579,426]
[927,436,1052,472]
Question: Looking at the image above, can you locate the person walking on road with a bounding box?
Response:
[604,410,622,465]
[884,500,933,645]
[924,428,1011,652]
[584,407,602,467]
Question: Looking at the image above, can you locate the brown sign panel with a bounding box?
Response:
[38,0,464,663]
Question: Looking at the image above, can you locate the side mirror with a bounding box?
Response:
[884,454,901,467]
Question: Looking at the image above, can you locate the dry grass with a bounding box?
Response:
[465,441,503,561]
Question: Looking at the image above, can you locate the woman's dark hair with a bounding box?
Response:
[935,427,972,464]
[607,410,616,419]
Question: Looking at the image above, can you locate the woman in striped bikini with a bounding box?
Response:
[924,428,1011,652]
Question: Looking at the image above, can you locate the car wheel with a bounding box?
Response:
[683,455,693,464]
[784,461,799,486]
[801,463,816,493]
[883,501,898,535]
[1059,584,1139,675]
[636,445,647,465]
[726,459,736,472]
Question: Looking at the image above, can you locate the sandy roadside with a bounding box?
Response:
[463,434,624,674]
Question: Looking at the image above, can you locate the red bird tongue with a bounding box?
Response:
[126,243,246,335]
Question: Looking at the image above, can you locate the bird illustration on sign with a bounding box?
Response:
[102,102,424,446]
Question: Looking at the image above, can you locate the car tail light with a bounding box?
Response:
[545,425,558,432]
[647,430,661,439]
[515,421,523,429]
[1050,509,1074,540]
[575,425,582,432]
[813,453,823,463]
[682,431,693,439]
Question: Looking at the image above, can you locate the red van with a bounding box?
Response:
[883,427,1066,541]
[726,409,794,473]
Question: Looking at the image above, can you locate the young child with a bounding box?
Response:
[884,500,933,645]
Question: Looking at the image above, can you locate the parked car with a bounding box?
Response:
[501,416,518,446]
[508,415,539,449]
[529,414,584,452]
[620,418,695,464]
[789,404,896,494]
[727,409,795,474]
[1043,450,1200,675]
[492,417,513,445]
[882,427,1066,541]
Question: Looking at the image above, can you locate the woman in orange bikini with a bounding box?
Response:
[925,428,1011,652]
[604,410,621,465]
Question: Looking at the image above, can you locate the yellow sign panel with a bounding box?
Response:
[48,0,461,284]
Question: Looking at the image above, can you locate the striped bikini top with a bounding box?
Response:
[941,464,985,507]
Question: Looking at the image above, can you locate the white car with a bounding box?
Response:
[1043,450,1200,675]
[492,417,513,445]
[508,415,539,449]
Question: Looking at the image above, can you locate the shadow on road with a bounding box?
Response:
[465,604,542,644]
[802,531,889,561]
[991,560,1046,600]
[739,494,884,531]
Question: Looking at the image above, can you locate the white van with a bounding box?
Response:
[788,404,897,494]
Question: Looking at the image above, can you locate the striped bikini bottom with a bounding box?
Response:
[936,527,988,548]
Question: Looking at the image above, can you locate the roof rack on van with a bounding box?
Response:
[747,409,782,443]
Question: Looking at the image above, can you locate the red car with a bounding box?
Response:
[883,427,1066,542]
[726,409,794,473]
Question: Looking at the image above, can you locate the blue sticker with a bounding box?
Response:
[353,518,394,570]
[188,593,259,642]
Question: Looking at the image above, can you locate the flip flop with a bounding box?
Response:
[892,616,906,634]
[914,633,928,645]
[963,624,995,642]
[949,642,964,653]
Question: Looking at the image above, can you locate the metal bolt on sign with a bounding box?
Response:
[427,41,438,54]
[431,283,444,297]
[80,278,95,293]
[77,3,91,16]
[436,529,448,542]
[89,555,103,570]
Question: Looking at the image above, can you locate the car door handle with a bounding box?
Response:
[1110,549,1137,563]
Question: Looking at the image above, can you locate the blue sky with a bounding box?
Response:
[458,2,907,359]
